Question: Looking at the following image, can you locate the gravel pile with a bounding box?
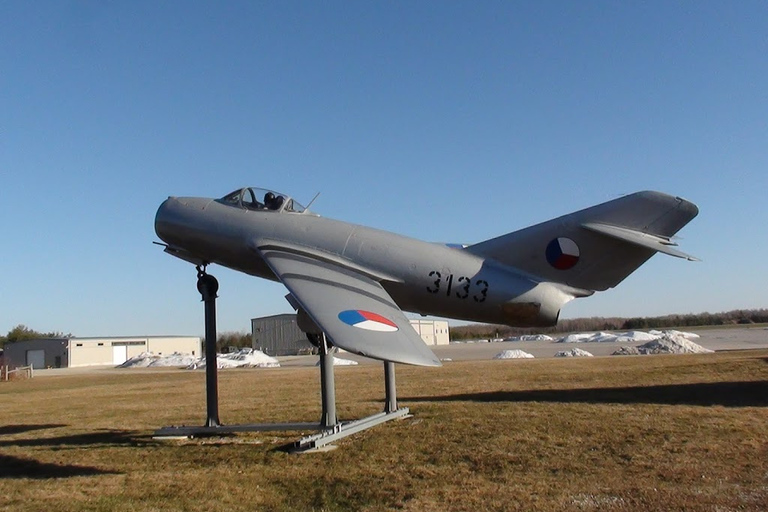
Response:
[554,348,594,357]
[493,349,534,359]
[612,333,713,355]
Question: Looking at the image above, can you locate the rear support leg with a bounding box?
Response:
[318,334,337,429]
[384,361,397,413]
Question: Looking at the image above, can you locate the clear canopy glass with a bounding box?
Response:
[220,188,306,213]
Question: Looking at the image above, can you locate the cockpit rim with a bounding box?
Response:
[219,187,310,214]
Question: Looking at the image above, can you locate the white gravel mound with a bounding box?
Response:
[493,349,534,359]
[554,348,594,357]
[669,329,701,339]
[149,353,199,367]
[315,357,359,366]
[635,334,713,354]
[649,329,700,339]
[188,348,280,369]
[612,334,712,355]
[118,352,156,368]
[505,334,554,342]
[591,332,622,342]
[556,332,632,343]
[118,352,198,368]
[558,332,621,343]
[615,331,658,342]
[612,346,642,356]
[558,330,702,344]
[558,333,599,343]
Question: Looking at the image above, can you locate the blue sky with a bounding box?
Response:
[2,2,767,337]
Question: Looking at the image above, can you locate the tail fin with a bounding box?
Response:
[465,191,699,292]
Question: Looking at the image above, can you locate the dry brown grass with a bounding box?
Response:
[1,351,767,511]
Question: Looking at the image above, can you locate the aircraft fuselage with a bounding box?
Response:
[155,196,570,327]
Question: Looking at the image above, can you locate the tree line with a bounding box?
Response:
[4,308,766,349]
[0,324,253,352]
[0,325,72,349]
[213,331,253,350]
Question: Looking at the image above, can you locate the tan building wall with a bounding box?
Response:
[409,320,450,346]
[68,336,201,367]
[5,337,201,368]
[146,337,201,357]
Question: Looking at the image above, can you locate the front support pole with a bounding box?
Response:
[384,361,397,413]
[319,334,337,428]
[197,270,220,428]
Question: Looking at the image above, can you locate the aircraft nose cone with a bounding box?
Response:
[154,197,192,244]
[154,196,217,253]
[155,197,174,243]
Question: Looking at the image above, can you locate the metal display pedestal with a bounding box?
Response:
[154,268,409,452]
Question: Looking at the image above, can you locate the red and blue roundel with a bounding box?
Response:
[546,237,580,270]
[338,310,399,332]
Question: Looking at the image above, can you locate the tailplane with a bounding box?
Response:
[465,191,699,292]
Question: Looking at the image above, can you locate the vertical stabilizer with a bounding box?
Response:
[465,191,699,291]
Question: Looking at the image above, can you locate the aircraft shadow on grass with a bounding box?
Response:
[0,429,150,449]
[403,381,768,408]
[0,454,118,479]
[0,424,67,437]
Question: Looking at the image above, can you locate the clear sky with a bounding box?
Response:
[2,1,767,337]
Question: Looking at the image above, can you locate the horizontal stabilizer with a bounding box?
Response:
[582,223,700,261]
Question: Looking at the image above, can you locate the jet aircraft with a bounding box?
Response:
[155,188,698,367]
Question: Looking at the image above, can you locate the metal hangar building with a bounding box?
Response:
[251,314,449,356]
[4,336,202,369]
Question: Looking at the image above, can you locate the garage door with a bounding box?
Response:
[26,349,45,369]
[112,345,128,365]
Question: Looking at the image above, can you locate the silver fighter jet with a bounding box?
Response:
[155,188,698,367]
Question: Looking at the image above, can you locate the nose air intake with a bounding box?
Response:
[154,197,179,245]
[155,197,209,242]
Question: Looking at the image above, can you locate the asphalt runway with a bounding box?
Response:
[278,326,768,366]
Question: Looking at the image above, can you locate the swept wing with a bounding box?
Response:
[257,243,442,367]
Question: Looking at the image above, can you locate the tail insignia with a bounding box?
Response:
[546,237,580,270]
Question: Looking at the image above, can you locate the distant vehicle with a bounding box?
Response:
[155,189,698,367]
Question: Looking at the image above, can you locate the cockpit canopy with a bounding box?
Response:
[220,187,308,213]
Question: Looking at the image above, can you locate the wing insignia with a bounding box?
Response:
[338,310,399,332]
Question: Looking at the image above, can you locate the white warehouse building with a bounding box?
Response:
[4,336,201,369]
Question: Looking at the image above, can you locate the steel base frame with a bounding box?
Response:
[154,270,409,451]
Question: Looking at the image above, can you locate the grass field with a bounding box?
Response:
[1,350,767,511]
